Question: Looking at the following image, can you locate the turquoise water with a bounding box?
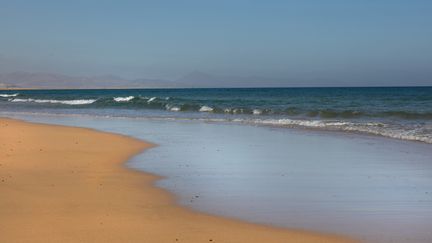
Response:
[1,87,432,143]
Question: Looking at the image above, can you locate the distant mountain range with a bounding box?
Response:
[0,71,295,89]
[0,72,176,89]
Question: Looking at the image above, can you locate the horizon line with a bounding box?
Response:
[1,85,432,91]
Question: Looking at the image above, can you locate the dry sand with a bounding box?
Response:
[0,118,356,243]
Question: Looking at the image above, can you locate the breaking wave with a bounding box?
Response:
[230,118,432,144]
[2,109,431,144]
[199,106,214,112]
[0,93,19,97]
[9,98,97,105]
[5,95,432,120]
[2,87,431,144]
[5,96,432,120]
[147,97,157,103]
[113,96,135,102]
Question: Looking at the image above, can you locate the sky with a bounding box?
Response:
[1,0,432,86]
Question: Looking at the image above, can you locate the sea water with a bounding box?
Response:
[1,87,432,242]
[1,87,431,143]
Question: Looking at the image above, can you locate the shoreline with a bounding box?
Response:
[0,117,355,242]
[2,111,431,146]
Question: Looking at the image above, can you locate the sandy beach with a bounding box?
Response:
[0,118,355,242]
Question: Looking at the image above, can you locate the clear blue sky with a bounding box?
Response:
[1,0,431,86]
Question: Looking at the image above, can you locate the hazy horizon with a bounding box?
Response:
[1,1,432,88]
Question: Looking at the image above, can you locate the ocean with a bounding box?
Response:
[2,87,432,242]
[1,87,432,143]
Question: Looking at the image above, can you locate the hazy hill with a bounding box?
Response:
[0,72,176,89]
[0,71,293,89]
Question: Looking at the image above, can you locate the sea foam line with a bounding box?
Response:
[9,98,96,105]
[232,118,432,144]
[1,109,431,144]
[0,93,19,97]
[113,96,134,102]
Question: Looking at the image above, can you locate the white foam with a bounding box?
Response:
[147,97,157,103]
[232,108,243,114]
[199,106,214,112]
[231,118,432,144]
[0,93,19,97]
[9,98,96,105]
[252,109,262,115]
[3,109,431,144]
[165,104,181,112]
[113,96,134,102]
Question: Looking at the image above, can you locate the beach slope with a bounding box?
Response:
[0,118,354,243]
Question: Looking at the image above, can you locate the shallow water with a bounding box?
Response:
[4,113,432,243]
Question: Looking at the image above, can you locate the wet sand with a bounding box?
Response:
[0,118,355,242]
